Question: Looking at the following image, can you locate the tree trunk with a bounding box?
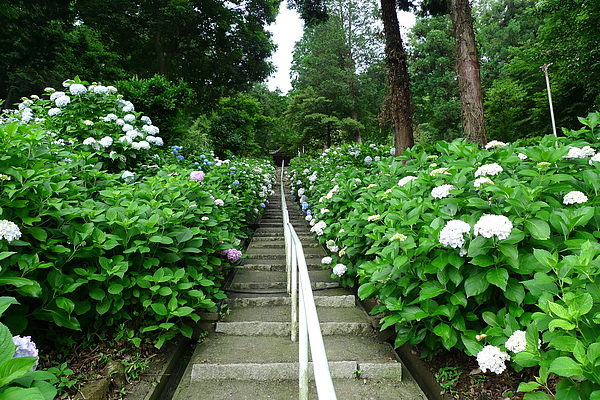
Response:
[380,0,414,156]
[448,0,487,146]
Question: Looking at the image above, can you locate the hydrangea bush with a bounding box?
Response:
[289,113,600,398]
[0,81,275,349]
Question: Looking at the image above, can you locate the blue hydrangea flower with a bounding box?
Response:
[200,154,206,159]
[364,156,373,163]
[172,149,179,156]
[233,180,240,185]
[301,202,309,210]
[177,155,184,161]
[260,203,266,208]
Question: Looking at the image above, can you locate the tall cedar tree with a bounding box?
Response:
[290,0,414,154]
[422,0,487,145]
[381,0,414,155]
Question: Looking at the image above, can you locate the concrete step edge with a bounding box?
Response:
[225,295,356,308]
[190,361,402,381]
[215,321,373,337]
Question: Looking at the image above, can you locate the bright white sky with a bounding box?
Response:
[266,3,417,94]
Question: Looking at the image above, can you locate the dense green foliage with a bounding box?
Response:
[0,80,275,351]
[289,113,600,397]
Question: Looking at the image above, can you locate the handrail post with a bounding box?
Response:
[280,161,337,400]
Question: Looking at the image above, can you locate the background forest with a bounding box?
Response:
[1,0,599,155]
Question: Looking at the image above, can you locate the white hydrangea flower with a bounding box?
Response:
[121,170,135,183]
[367,214,381,222]
[518,153,528,161]
[48,107,62,116]
[474,177,494,188]
[83,120,94,126]
[0,220,22,242]
[132,141,151,150]
[82,137,96,145]
[115,118,125,126]
[98,136,113,148]
[123,113,136,122]
[69,84,87,95]
[119,136,133,146]
[390,232,407,242]
[320,208,329,214]
[305,215,313,222]
[564,146,595,159]
[93,85,108,94]
[146,136,164,146]
[476,345,509,374]
[50,91,65,101]
[439,220,471,249]
[589,153,600,165]
[475,163,503,177]
[398,176,417,187]
[54,95,71,107]
[297,188,305,196]
[122,124,134,132]
[505,330,527,353]
[563,191,588,205]
[326,240,339,253]
[310,221,327,236]
[333,264,347,277]
[141,116,152,125]
[322,256,332,265]
[431,184,455,199]
[485,140,507,150]
[430,167,450,176]
[474,214,513,240]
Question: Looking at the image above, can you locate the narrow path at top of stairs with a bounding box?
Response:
[171,167,427,400]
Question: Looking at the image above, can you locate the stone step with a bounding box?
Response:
[229,269,337,288]
[223,305,367,323]
[245,250,325,260]
[215,321,373,337]
[238,262,325,272]
[224,294,356,308]
[227,280,339,290]
[189,360,402,381]
[173,376,423,400]
[186,334,402,365]
[246,240,321,249]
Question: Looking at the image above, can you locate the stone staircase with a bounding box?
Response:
[171,170,427,399]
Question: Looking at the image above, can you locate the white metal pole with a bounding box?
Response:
[542,63,558,139]
[299,275,309,400]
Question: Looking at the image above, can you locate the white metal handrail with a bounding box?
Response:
[280,164,337,400]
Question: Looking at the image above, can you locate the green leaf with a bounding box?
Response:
[548,302,570,320]
[55,297,75,314]
[587,343,600,365]
[486,268,508,290]
[523,392,553,400]
[0,323,16,365]
[517,381,541,392]
[89,288,105,301]
[590,391,600,400]
[549,319,576,332]
[0,357,37,386]
[0,386,46,400]
[150,303,168,316]
[549,357,583,377]
[27,227,47,242]
[0,252,16,261]
[464,272,489,297]
[357,283,377,300]
[525,219,551,240]
[533,249,557,269]
[0,297,19,318]
[417,281,447,301]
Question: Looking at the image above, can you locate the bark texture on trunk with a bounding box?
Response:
[380,0,414,156]
[448,0,487,146]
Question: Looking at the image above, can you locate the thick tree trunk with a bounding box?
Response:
[448,0,487,146]
[380,0,414,156]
